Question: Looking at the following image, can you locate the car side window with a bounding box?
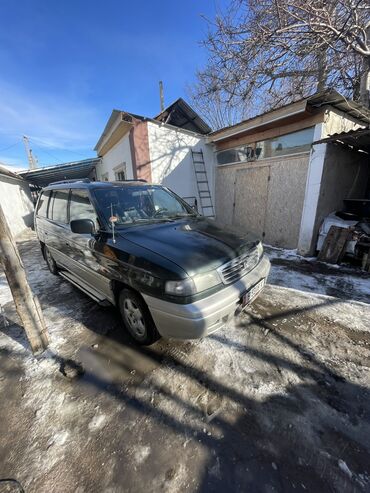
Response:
[36,190,51,217]
[69,189,99,229]
[50,190,69,223]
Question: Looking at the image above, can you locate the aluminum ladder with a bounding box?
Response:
[191,150,215,218]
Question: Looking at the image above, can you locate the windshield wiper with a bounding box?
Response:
[168,213,197,219]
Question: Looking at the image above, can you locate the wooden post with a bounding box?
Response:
[0,204,48,354]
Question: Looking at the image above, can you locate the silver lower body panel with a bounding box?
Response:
[143,255,270,339]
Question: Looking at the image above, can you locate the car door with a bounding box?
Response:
[46,189,70,268]
[68,188,114,302]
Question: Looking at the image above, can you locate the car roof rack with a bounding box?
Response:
[49,178,91,186]
[123,179,147,183]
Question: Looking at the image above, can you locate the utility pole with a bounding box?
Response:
[23,135,38,170]
[0,204,49,354]
[159,81,165,112]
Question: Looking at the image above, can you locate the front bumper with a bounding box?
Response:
[143,254,270,339]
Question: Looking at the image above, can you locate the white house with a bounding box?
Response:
[94,99,215,217]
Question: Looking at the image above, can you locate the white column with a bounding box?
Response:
[297,123,326,255]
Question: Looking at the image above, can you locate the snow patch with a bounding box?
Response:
[88,413,107,432]
[133,445,151,464]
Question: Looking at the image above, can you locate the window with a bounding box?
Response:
[94,185,194,226]
[216,127,314,165]
[36,190,51,217]
[50,190,69,223]
[256,127,314,159]
[217,146,254,165]
[69,189,99,229]
[114,163,126,181]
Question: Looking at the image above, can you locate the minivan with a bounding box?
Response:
[35,180,270,345]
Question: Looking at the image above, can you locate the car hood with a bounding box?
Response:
[118,217,260,276]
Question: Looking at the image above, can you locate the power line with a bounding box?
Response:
[28,140,64,165]
[29,136,90,158]
[0,140,22,153]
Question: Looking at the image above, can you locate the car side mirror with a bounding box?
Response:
[70,219,95,235]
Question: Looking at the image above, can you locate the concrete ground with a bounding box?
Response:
[0,232,370,493]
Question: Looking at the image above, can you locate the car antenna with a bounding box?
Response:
[110,203,116,244]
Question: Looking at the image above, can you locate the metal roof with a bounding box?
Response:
[18,158,100,188]
[209,89,370,140]
[307,90,370,124]
[154,98,211,134]
[314,128,370,154]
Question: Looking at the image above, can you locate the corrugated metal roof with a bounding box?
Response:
[314,128,370,153]
[19,158,100,188]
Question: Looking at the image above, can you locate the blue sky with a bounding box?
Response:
[0,0,225,169]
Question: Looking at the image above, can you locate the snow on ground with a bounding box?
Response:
[0,232,369,492]
[266,245,370,304]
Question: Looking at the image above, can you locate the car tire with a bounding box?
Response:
[44,246,58,275]
[119,288,160,345]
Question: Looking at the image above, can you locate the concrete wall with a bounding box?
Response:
[147,122,215,211]
[96,133,134,181]
[0,174,34,237]
[215,153,310,248]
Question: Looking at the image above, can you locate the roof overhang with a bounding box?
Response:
[314,128,370,154]
[208,89,370,144]
[155,98,211,134]
[208,99,308,144]
[94,110,134,156]
[19,158,101,188]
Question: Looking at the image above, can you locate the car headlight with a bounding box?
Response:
[165,270,221,296]
[165,278,196,296]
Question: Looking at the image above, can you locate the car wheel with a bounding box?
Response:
[44,246,58,275]
[119,289,160,345]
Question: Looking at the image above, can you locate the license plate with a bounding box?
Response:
[241,279,265,308]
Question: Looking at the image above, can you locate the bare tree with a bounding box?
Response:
[191,0,370,129]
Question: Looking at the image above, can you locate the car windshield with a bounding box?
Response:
[94,185,196,227]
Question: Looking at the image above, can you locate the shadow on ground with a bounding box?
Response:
[0,234,369,492]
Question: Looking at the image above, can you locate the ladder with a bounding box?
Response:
[191,150,215,218]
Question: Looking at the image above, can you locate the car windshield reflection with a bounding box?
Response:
[94,185,197,227]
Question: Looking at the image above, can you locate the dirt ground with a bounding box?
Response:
[0,233,370,493]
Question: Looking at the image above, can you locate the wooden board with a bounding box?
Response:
[317,226,351,264]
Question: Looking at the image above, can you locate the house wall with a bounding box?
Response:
[130,121,151,182]
[215,153,310,248]
[0,174,34,237]
[147,122,215,211]
[96,133,134,181]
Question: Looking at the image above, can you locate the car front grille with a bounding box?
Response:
[218,248,260,285]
